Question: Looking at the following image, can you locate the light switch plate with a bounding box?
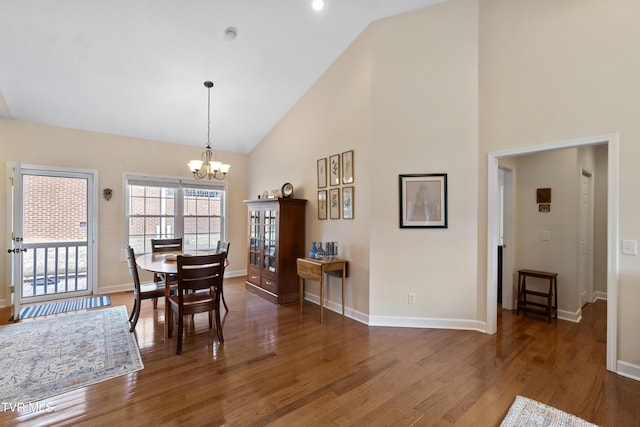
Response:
[542,230,551,241]
[622,240,638,255]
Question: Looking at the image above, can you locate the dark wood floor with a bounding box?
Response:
[1,277,639,426]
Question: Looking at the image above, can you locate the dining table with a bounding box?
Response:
[135,250,223,339]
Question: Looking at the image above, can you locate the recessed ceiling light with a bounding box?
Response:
[311,0,324,12]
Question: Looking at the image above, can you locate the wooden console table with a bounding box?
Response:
[516,269,558,323]
[296,257,348,323]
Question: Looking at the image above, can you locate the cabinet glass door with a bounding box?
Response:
[248,209,260,267]
[263,209,278,272]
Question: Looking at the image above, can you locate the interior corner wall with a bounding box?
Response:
[248,29,373,319]
[368,0,480,326]
[479,0,640,366]
[514,148,580,316]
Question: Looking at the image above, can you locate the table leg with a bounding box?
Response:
[164,273,170,340]
[341,267,345,317]
[299,277,304,313]
[320,273,324,324]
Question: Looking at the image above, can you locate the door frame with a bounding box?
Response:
[498,166,516,310]
[7,163,99,310]
[579,168,595,307]
[486,133,618,373]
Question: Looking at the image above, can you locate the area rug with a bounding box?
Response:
[0,305,143,403]
[19,295,111,319]
[501,395,598,426]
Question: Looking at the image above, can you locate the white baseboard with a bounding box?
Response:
[558,308,581,323]
[302,292,368,325]
[302,291,485,332]
[593,291,607,301]
[617,360,640,381]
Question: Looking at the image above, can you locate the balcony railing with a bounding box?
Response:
[21,241,88,298]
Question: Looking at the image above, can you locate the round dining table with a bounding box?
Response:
[135,250,222,339]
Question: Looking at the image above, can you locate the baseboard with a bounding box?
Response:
[369,314,486,332]
[617,360,640,381]
[557,308,581,323]
[302,292,368,325]
[593,291,607,301]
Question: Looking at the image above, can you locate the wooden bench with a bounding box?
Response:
[516,269,558,323]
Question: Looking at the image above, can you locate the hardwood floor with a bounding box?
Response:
[1,277,639,426]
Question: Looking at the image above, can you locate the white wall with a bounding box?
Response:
[249,27,373,319]
[368,0,479,327]
[479,0,640,365]
[0,118,249,300]
[514,149,580,317]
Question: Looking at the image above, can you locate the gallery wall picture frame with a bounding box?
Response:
[399,173,448,228]
[329,154,340,186]
[342,150,354,184]
[342,186,354,219]
[317,158,327,188]
[536,187,551,204]
[329,188,340,219]
[318,190,327,220]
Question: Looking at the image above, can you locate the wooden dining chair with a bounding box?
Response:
[151,238,183,294]
[125,246,167,332]
[168,253,226,354]
[216,240,231,311]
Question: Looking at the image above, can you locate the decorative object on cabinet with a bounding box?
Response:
[399,173,448,228]
[318,190,327,220]
[282,182,294,198]
[342,186,354,219]
[317,158,327,188]
[329,188,340,219]
[329,154,340,186]
[308,242,318,259]
[342,150,354,184]
[244,198,307,304]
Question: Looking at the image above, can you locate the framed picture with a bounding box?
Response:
[329,154,340,186]
[317,158,327,188]
[342,150,354,184]
[318,190,327,220]
[342,186,354,219]
[536,187,551,204]
[329,188,340,219]
[399,173,448,228]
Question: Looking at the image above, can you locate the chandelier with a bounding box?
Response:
[188,81,230,180]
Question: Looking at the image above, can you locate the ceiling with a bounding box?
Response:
[0,0,442,154]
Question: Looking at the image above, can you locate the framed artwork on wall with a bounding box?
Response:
[399,173,448,228]
[317,158,327,188]
[318,190,327,220]
[342,150,354,184]
[329,188,340,219]
[329,154,340,186]
[342,186,354,219]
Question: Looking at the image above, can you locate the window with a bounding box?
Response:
[125,175,225,255]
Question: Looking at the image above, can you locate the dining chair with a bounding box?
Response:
[125,245,167,332]
[168,252,226,354]
[151,238,183,293]
[216,240,231,311]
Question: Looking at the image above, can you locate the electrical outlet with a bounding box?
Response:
[408,293,416,304]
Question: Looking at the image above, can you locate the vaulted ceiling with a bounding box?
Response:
[0,0,442,154]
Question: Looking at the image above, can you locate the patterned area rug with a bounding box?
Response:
[0,305,143,403]
[501,395,599,426]
[19,295,111,319]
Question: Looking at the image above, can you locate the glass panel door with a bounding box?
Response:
[19,167,95,303]
[263,209,277,273]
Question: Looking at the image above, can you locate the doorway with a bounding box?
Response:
[486,133,618,372]
[8,163,98,319]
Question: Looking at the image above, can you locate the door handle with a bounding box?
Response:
[7,248,27,253]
